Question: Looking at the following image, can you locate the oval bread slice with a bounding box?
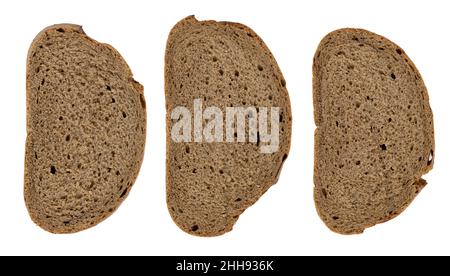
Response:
[165,16,292,236]
[313,29,434,234]
[25,24,146,233]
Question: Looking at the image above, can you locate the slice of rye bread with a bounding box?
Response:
[165,16,291,236]
[313,28,434,234]
[25,24,146,233]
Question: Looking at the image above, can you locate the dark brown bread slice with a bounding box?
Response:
[25,24,146,233]
[313,28,434,234]
[165,16,291,236]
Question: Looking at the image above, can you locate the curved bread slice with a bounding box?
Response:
[25,24,146,233]
[165,16,291,236]
[313,29,434,234]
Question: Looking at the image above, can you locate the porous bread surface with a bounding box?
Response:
[313,28,434,234]
[25,24,146,233]
[165,16,292,236]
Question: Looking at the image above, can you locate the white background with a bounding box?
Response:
[0,0,448,256]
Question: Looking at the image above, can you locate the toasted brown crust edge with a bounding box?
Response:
[312,28,435,234]
[25,24,146,234]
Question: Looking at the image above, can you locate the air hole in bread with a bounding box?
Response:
[332,216,339,220]
[428,150,434,165]
[396,48,402,55]
[88,181,95,190]
[257,65,263,71]
[120,187,128,198]
[191,225,199,232]
[50,165,56,175]
[321,188,327,199]
[106,85,111,91]
[122,111,127,118]
[234,70,240,77]
[235,198,242,202]
[380,144,387,151]
[219,69,224,76]
[280,78,286,87]
[391,73,396,80]
[212,56,217,62]
[139,94,146,109]
[185,146,190,154]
